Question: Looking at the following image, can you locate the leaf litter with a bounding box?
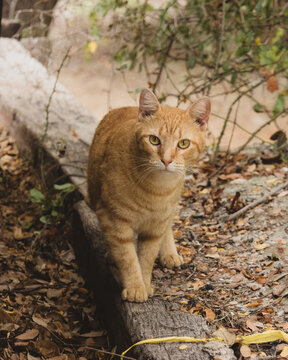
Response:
[2,123,288,359]
[0,125,115,360]
[153,148,288,358]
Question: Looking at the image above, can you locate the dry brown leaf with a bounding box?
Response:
[27,353,41,360]
[0,308,13,323]
[34,339,60,357]
[204,308,216,322]
[256,275,267,284]
[272,284,286,296]
[32,315,48,328]
[213,327,236,346]
[246,300,263,308]
[246,318,260,332]
[46,288,63,299]
[16,329,39,341]
[240,344,252,358]
[267,76,279,93]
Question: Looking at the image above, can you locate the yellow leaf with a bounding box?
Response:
[87,41,98,54]
[265,178,278,185]
[280,345,288,357]
[199,188,209,194]
[238,311,249,316]
[255,37,261,46]
[255,243,269,250]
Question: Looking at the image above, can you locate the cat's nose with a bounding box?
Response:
[161,159,172,168]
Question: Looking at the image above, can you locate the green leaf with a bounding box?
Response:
[273,94,286,117]
[231,73,237,85]
[40,215,49,224]
[116,63,128,71]
[222,61,229,72]
[54,183,75,194]
[235,45,249,57]
[253,104,264,113]
[51,210,58,217]
[187,56,196,69]
[30,188,45,203]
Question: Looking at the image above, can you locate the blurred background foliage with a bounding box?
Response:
[89,0,288,160]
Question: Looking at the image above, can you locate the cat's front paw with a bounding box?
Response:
[145,284,155,297]
[122,285,148,302]
[160,254,184,269]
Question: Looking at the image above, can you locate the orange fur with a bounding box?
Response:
[87,89,210,302]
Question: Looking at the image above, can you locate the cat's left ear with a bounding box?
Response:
[138,89,160,121]
[187,97,211,130]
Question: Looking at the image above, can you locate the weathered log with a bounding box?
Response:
[73,201,236,360]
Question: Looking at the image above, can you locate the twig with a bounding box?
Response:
[233,109,287,156]
[152,33,175,92]
[218,179,288,222]
[39,49,70,190]
[83,346,136,360]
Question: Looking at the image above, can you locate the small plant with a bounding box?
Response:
[30,183,75,225]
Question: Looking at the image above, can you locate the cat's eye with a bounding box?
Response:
[177,139,190,149]
[149,135,161,146]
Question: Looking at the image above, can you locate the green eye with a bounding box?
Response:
[149,135,161,146]
[178,139,190,149]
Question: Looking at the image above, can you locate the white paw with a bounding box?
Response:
[121,285,148,302]
[160,254,184,269]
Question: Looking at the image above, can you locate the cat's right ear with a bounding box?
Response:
[138,89,160,121]
[187,97,211,130]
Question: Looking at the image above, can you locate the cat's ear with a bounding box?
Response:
[138,89,160,121]
[187,97,211,130]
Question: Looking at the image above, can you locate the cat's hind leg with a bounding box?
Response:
[159,227,183,269]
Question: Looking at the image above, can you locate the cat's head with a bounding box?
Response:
[135,89,210,175]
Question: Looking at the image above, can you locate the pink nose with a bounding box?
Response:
[161,159,172,168]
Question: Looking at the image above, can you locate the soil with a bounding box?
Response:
[0,125,113,360]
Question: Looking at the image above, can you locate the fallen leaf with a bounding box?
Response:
[255,243,269,251]
[267,76,279,93]
[32,315,48,328]
[240,344,251,358]
[246,300,263,308]
[265,178,278,185]
[179,344,188,350]
[205,308,216,322]
[213,327,236,346]
[27,353,41,360]
[16,329,39,340]
[34,339,60,357]
[256,276,267,284]
[272,284,286,296]
[46,288,63,299]
[280,345,288,357]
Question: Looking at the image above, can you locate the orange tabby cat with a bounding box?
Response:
[87,89,210,302]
